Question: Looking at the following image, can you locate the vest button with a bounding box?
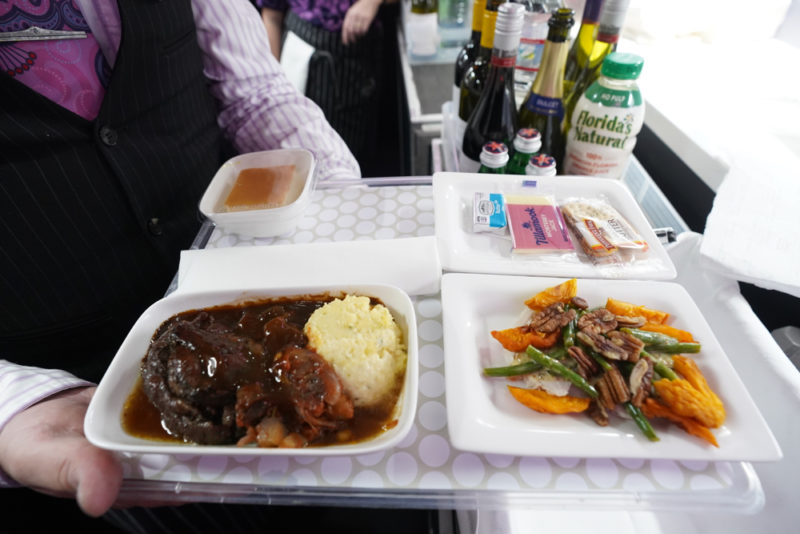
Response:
[99,126,118,146]
[147,217,164,236]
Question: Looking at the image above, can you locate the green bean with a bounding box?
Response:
[525,345,598,399]
[621,328,701,353]
[483,361,542,377]
[588,350,613,372]
[641,350,679,381]
[562,318,577,349]
[621,327,678,346]
[645,342,701,354]
[545,345,568,361]
[625,402,659,441]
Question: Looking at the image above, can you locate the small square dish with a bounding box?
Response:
[441,273,781,462]
[85,283,418,456]
[199,149,316,237]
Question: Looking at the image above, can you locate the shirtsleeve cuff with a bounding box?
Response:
[0,360,93,487]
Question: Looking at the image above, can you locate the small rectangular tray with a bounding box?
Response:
[433,173,677,280]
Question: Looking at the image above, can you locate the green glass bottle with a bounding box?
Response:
[563,0,630,127]
[563,0,604,99]
[461,2,525,172]
[458,0,507,123]
[517,7,574,170]
[525,153,557,176]
[478,141,510,173]
[506,127,542,174]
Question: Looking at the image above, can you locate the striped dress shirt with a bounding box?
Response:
[0,0,360,486]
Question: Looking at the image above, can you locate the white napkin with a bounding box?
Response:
[280,31,315,94]
[699,132,800,298]
[175,236,441,296]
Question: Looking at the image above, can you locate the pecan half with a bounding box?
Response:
[606,330,644,362]
[596,365,630,410]
[570,296,589,310]
[629,358,654,408]
[576,330,628,361]
[567,345,601,378]
[577,308,617,334]
[528,303,577,333]
[615,315,647,328]
[588,400,609,426]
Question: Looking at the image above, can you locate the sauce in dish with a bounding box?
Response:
[223,165,296,211]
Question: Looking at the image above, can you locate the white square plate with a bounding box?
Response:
[85,283,418,456]
[441,273,781,461]
[433,172,677,280]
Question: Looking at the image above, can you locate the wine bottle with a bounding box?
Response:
[458,0,507,123]
[453,0,486,105]
[460,2,526,172]
[506,127,542,174]
[411,0,438,14]
[563,0,631,127]
[563,0,604,99]
[517,7,574,170]
[409,0,440,58]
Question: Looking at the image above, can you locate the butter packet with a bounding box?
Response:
[505,194,574,254]
[473,192,508,234]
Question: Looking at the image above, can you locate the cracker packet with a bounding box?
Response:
[560,197,648,258]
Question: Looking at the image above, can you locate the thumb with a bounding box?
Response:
[66,440,123,517]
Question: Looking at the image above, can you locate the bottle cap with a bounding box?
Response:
[525,153,556,176]
[480,141,510,168]
[493,3,525,52]
[601,52,644,80]
[513,128,542,153]
[496,3,526,34]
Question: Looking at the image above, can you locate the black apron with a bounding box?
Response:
[284,10,383,168]
[0,0,225,382]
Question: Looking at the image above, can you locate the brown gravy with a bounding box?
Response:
[223,165,296,211]
[122,295,402,448]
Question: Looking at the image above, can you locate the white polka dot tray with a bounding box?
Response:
[100,185,767,512]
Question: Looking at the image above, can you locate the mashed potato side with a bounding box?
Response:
[305,295,407,408]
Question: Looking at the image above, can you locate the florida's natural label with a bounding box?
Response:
[563,84,644,179]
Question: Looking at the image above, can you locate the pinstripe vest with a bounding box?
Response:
[0,0,224,380]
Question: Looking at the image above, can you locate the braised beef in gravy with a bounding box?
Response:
[124,296,399,448]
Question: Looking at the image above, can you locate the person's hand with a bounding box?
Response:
[342,0,382,45]
[0,386,122,517]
